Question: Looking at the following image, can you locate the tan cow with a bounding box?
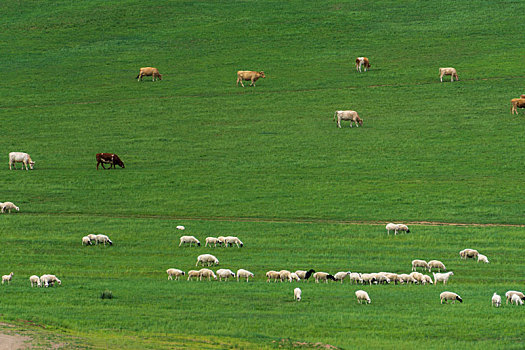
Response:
[136,67,162,81]
[520,95,525,99]
[355,57,370,72]
[334,110,363,128]
[236,71,265,87]
[511,98,525,115]
[439,67,459,82]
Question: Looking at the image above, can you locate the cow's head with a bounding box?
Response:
[115,157,125,168]
[158,74,163,80]
[29,161,35,170]
[259,71,266,78]
[357,117,363,126]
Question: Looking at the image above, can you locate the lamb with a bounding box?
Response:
[279,270,293,283]
[40,274,61,287]
[294,287,302,301]
[491,293,501,307]
[196,254,219,267]
[412,259,430,272]
[334,271,351,284]
[82,236,93,246]
[294,269,315,282]
[176,225,185,230]
[179,236,201,247]
[428,260,446,272]
[439,67,459,82]
[29,275,41,287]
[236,269,254,282]
[8,152,35,170]
[2,272,14,285]
[290,273,301,282]
[1,202,19,214]
[477,254,489,263]
[198,268,217,281]
[355,290,371,304]
[187,270,200,281]
[433,271,454,285]
[266,270,280,283]
[205,237,222,247]
[505,291,525,304]
[166,268,185,280]
[459,249,479,260]
[440,291,462,304]
[216,269,235,281]
[511,294,524,306]
[313,272,336,283]
[224,236,243,248]
[349,272,363,284]
[95,234,113,246]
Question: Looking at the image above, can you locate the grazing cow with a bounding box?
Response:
[355,57,370,72]
[236,71,265,87]
[96,153,125,170]
[334,110,363,128]
[8,152,35,170]
[136,67,162,82]
[439,67,459,82]
[511,98,525,115]
[520,95,525,99]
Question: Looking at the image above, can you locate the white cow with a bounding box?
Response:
[9,152,35,170]
[334,110,363,128]
[439,67,459,82]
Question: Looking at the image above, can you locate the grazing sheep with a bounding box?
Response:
[459,249,479,260]
[279,270,293,283]
[187,270,200,281]
[428,260,446,272]
[410,272,425,284]
[266,270,280,283]
[2,272,14,285]
[360,273,377,285]
[295,269,315,282]
[1,202,19,214]
[380,272,401,285]
[433,271,454,285]
[412,259,430,272]
[385,223,398,235]
[87,234,98,241]
[224,236,244,248]
[166,268,185,280]
[196,254,219,267]
[421,275,434,285]
[511,294,524,306]
[397,224,410,234]
[478,254,489,263]
[216,269,235,281]
[334,271,351,284]
[505,291,525,304]
[439,67,459,82]
[373,273,391,284]
[492,293,501,307]
[237,269,254,282]
[198,268,217,281]
[40,274,61,287]
[399,274,417,284]
[440,291,462,304]
[217,236,226,245]
[290,273,301,282]
[205,237,222,247]
[349,272,363,284]
[176,225,185,230]
[29,275,41,287]
[179,236,201,247]
[82,236,92,246]
[294,287,302,301]
[313,272,336,283]
[95,234,113,246]
[355,290,371,304]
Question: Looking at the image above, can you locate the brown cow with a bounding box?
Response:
[236,71,265,87]
[511,98,525,115]
[355,57,371,72]
[520,94,525,99]
[136,67,162,81]
[96,153,125,170]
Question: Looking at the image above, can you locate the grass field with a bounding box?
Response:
[1,0,525,348]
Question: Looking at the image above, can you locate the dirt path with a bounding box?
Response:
[0,333,31,350]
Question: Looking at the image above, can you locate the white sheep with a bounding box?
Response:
[412,259,430,272]
[374,273,391,284]
[385,223,398,235]
[82,236,92,246]
[1,202,19,214]
[421,275,434,285]
[295,269,315,282]
[433,271,454,285]
[380,272,401,285]
[95,234,113,246]
[176,225,185,230]
[187,270,200,281]
[397,224,410,234]
[399,274,417,284]
[216,269,235,281]
[410,272,424,284]
[237,269,254,282]
[29,275,41,287]
[440,291,462,304]
[196,254,219,267]
[313,272,336,283]
[40,274,61,287]
[279,270,293,282]
[294,288,302,301]
[360,273,376,285]
[290,273,301,282]
[511,294,524,306]
[217,236,226,246]
[334,271,351,284]
[87,234,98,241]
[505,291,525,304]
[349,272,363,284]
[266,270,280,283]
[477,254,489,263]
[491,293,501,307]
[355,290,371,304]
[166,268,185,280]
[198,268,217,281]
[1,272,14,285]
[179,235,201,247]
[224,236,244,248]
[428,260,446,272]
[205,237,222,247]
[459,249,479,260]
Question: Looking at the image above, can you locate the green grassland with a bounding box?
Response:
[1,0,525,348]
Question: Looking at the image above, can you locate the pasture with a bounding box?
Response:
[1,0,525,348]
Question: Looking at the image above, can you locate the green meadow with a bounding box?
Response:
[1,0,525,348]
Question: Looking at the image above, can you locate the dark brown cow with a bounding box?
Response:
[96,153,125,170]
